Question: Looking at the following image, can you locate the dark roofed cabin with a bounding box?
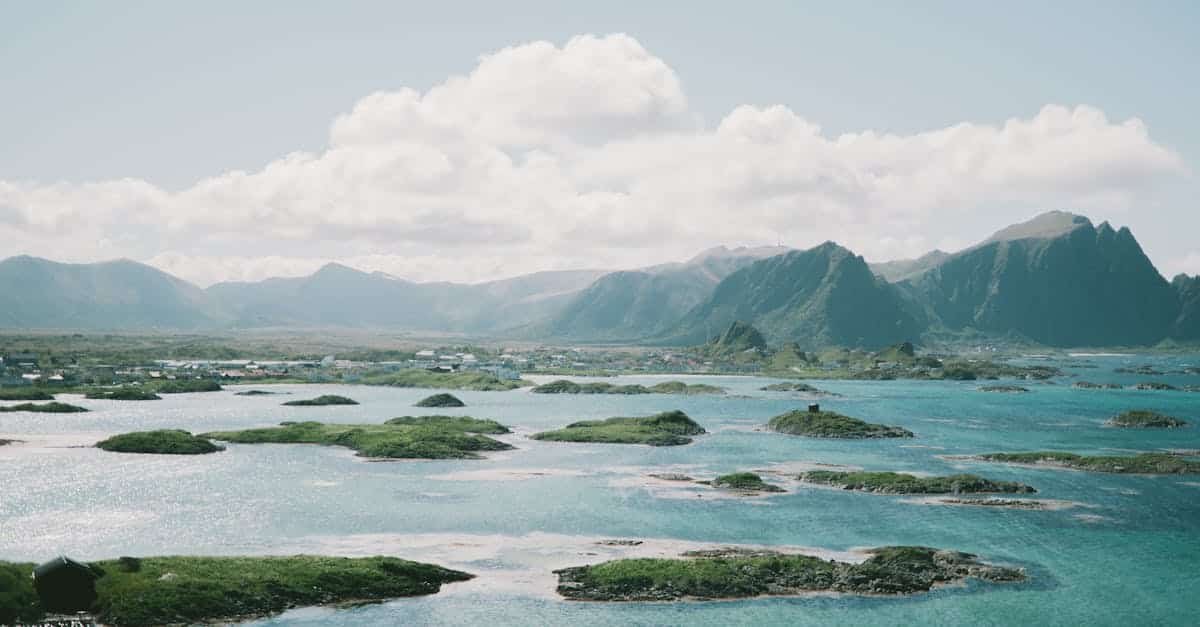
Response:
[33,556,98,614]
[808,403,820,413]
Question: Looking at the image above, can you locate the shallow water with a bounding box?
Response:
[2,354,1199,626]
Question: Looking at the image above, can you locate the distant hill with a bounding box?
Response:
[0,256,222,330]
[534,246,789,341]
[664,242,923,349]
[900,212,1180,346]
[870,250,950,282]
[208,264,605,333]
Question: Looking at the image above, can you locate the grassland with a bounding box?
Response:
[798,471,1035,494]
[360,369,526,391]
[204,417,513,459]
[975,451,1200,474]
[96,430,224,455]
[1,555,471,626]
[531,380,724,395]
[766,410,913,438]
[531,410,706,446]
[0,401,89,413]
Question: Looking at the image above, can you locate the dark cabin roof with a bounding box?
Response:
[34,556,97,580]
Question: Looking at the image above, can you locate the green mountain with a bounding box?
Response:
[901,212,1180,346]
[1172,274,1200,341]
[708,321,768,353]
[665,242,922,349]
[0,256,222,330]
[536,246,788,341]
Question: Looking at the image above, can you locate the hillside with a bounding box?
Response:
[664,242,923,349]
[901,212,1180,346]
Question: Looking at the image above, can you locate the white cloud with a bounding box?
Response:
[0,33,1188,285]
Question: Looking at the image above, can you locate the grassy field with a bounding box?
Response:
[532,410,706,446]
[1,555,471,625]
[976,451,1200,474]
[204,417,513,459]
[798,471,1036,494]
[766,410,913,439]
[97,430,225,455]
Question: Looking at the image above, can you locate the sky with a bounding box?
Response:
[1,1,1198,286]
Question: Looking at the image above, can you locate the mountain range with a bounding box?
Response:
[1,212,1196,348]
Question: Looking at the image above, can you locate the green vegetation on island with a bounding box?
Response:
[553,546,1023,601]
[360,369,526,391]
[152,379,223,394]
[282,394,359,406]
[0,401,89,413]
[978,385,1030,393]
[1073,381,1124,390]
[975,451,1200,474]
[204,417,513,459]
[760,382,839,395]
[531,379,724,395]
[1,555,471,626]
[531,410,706,446]
[96,430,224,455]
[234,389,281,396]
[766,409,913,439]
[384,415,510,434]
[798,471,1035,494]
[1106,410,1187,428]
[707,472,785,493]
[1135,382,1177,391]
[415,393,465,408]
[85,387,161,401]
[0,388,54,401]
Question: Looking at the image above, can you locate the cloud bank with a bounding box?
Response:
[0,33,1188,286]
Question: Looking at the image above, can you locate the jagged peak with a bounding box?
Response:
[984,211,1093,244]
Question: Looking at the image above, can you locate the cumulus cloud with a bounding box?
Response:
[0,33,1188,286]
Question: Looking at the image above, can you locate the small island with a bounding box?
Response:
[706,472,785,493]
[1073,381,1123,390]
[0,555,471,626]
[766,408,913,439]
[203,416,513,459]
[973,451,1200,474]
[1106,410,1188,428]
[760,382,840,396]
[531,380,724,395]
[798,471,1035,494]
[233,389,281,396]
[282,394,359,406]
[0,388,54,401]
[360,369,526,391]
[153,379,222,394]
[553,546,1023,601]
[531,410,706,446]
[978,385,1030,393]
[96,430,224,455]
[415,393,465,408]
[1135,382,1178,391]
[0,401,89,413]
[85,388,161,401]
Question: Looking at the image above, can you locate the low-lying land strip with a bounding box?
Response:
[553,546,1023,601]
[971,451,1200,474]
[531,380,724,395]
[204,416,513,459]
[416,393,465,407]
[798,471,1035,494]
[0,401,88,413]
[360,369,527,391]
[282,394,359,406]
[1105,410,1187,428]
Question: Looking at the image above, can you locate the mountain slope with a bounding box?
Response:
[1172,274,1200,341]
[902,212,1180,346]
[664,242,922,349]
[870,250,950,282]
[536,246,789,341]
[0,256,221,329]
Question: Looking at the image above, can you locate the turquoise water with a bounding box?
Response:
[2,354,1198,625]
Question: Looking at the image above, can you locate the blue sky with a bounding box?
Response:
[1,1,1197,285]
